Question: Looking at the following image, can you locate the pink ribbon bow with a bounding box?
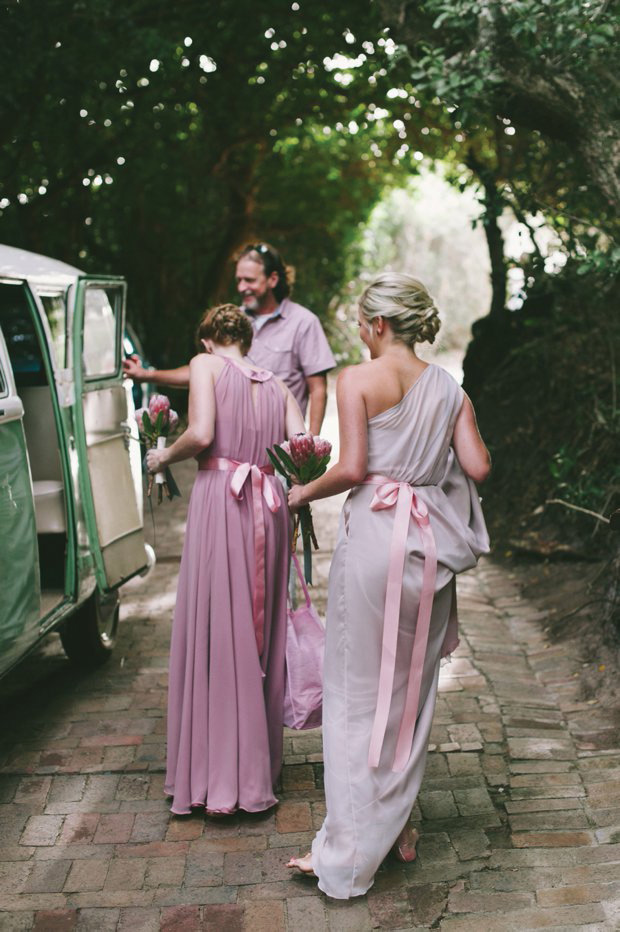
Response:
[201,457,280,655]
[364,475,438,773]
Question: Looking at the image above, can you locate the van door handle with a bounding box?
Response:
[120,419,132,451]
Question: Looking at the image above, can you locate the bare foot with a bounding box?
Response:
[286,852,315,876]
[391,826,419,863]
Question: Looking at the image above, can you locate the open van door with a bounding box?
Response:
[0,324,41,670]
[73,277,147,590]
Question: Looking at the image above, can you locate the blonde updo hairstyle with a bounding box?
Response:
[197,303,253,355]
[359,272,441,347]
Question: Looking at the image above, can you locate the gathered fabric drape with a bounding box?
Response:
[311,364,489,898]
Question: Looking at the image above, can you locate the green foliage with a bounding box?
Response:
[575,245,620,281]
[468,261,620,543]
[266,445,295,481]
[0,0,406,365]
[343,171,492,350]
[248,113,403,320]
[379,0,620,308]
[549,440,619,516]
[393,0,619,119]
[267,444,330,485]
[2,0,618,373]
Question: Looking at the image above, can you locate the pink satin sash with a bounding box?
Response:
[363,474,438,773]
[200,456,280,655]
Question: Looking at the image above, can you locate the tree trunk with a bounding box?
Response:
[482,185,507,319]
[466,150,507,318]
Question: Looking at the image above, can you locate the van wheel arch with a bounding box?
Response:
[59,589,119,667]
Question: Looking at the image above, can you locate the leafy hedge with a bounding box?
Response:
[464,264,619,553]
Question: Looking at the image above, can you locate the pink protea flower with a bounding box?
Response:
[168,409,179,432]
[134,407,148,431]
[289,432,315,467]
[265,431,332,584]
[313,436,332,459]
[149,394,171,419]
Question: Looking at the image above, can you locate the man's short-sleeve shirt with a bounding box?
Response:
[245,298,335,416]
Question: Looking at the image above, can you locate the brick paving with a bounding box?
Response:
[1,458,619,929]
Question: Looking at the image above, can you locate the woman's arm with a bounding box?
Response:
[288,367,368,508]
[146,355,215,471]
[285,386,306,437]
[452,394,491,483]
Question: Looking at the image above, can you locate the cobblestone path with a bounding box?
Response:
[1,461,619,930]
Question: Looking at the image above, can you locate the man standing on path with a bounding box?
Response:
[124,243,335,434]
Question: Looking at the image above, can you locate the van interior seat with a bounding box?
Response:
[32,480,66,533]
[19,386,67,533]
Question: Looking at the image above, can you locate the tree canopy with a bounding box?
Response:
[1,0,618,597]
[379,0,620,208]
[1,1,404,361]
[1,0,618,361]
[377,0,620,305]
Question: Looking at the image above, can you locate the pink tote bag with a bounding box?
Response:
[283,553,325,730]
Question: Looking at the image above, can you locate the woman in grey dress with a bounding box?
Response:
[287,272,490,899]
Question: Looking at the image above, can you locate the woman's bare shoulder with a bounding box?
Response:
[189,353,226,384]
[337,360,377,387]
[189,353,223,377]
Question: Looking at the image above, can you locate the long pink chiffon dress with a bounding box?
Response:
[311,363,489,898]
[165,357,291,815]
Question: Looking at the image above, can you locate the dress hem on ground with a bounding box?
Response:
[166,794,279,817]
[307,364,489,899]
[165,360,291,818]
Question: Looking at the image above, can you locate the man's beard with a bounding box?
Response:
[242,293,268,313]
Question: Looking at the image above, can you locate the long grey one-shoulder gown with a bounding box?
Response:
[311,363,489,898]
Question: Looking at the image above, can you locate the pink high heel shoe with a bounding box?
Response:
[391,826,419,863]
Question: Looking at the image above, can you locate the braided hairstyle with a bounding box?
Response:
[236,242,293,302]
[197,303,253,355]
[359,272,441,347]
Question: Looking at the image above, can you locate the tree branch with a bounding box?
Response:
[545,498,610,524]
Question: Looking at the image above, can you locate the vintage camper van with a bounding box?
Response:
[0,244,152,676]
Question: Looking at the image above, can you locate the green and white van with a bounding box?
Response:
[0,244,153,676]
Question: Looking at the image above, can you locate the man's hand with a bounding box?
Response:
[123,354,149,382]
[125,363,191,389]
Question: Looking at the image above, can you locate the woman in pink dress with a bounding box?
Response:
[147,304,304,815]
[287,273,490,897]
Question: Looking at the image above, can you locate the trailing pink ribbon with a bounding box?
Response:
[364,475,438,772]
[201,457,280,655]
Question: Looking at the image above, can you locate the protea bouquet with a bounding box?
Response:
[135,394,180,503]
[266,432,332,583]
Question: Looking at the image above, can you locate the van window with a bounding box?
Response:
[0,282,47,387]
[83,286,120,379]
[38,292,67,369]
[0,356,7,397]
